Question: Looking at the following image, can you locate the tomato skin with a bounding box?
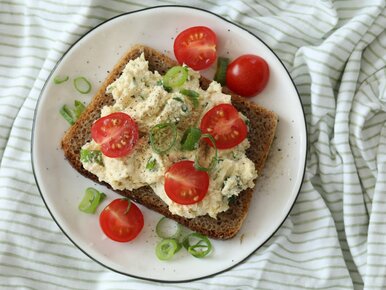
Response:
[164,160,209,205]
[226,54,270,97]
[200,104,247,149]
[174,26,217,70]
[99,199,144,242]
[91,112,139,158]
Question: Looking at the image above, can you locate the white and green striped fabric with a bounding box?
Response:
[1,0,385,289]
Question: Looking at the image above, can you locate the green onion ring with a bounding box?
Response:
[156,217,182,239]
[73,76,92,94]
[180,127,202,151]
[214,57,229,85]
[78,187,106,214]
[155,238,181,261]
[163,66,188,89]
[53,75,69,84]
[149,122,177,155]
[194,133,218,172]
[182,233,212,258]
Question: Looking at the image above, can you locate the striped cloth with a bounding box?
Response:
[1,0,385,289]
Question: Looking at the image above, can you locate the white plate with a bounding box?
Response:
[32,6,307,282]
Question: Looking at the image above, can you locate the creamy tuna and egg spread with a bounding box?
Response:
[81,53,257,219]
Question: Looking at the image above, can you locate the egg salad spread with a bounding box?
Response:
[81,54,257,218]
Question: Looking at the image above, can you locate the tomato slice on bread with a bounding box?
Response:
[99,198,144,242]
[91,112,139,158]
[164,160,209,205]
[200,104,247,149]
[174,26,217,71]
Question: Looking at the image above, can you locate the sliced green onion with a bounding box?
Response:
[80,149,103,166]
[180,89,199,109]
[214,57,229,85]
[163,66,188,90]
[182,233,212,258]
[53,75,69,84]
[155,238,181,261]
[180,127,202,151]
[194,133,218,172]
[60,100,86,125]
[59,104,76,125]
[78,187,106,214]
[73,76,92,94]
[146,156,157,170]
[149,122,177,155]
[156,217,182,239]
[173,97,184,103]
[74,100,86,118]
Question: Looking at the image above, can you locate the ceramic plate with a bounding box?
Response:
[32,6,307,282]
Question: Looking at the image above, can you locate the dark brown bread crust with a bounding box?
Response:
[61,45,277,239]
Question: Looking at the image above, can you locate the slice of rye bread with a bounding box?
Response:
[61,44,278,240]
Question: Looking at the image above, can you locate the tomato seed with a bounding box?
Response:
[216,110,224,117]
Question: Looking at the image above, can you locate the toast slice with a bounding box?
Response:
[61,44,278,239]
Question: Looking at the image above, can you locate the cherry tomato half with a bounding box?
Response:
[226,54,270,97]
[164,160,209,205]
[200,104,247,149]
[174,26,217,71]
[99,199,144,242]
[91,112,139,158]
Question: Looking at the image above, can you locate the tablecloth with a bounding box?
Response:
[1,0,386,289]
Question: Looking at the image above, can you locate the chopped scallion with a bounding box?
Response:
[155,238,181,261]
[214,57,229,85]
[146,157,157,170]
[73,76,92,94]
[78,187,106,214]
[163,66,188,90]
[74,100,86,118]
[53,75,69,84]
[156,217,182,239]
[80,149,103,166]
[182,233,212,258]
[59,100,86,125]
[180,127,202,151]
[149,122,177,155]
[59,105,76,125]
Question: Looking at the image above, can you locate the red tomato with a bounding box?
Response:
[174,26,217,70]
[91,112,139,158]
[99,199,144,242]
[226,54,270,97]
[164,160,209,205]
[200,104,247,149]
